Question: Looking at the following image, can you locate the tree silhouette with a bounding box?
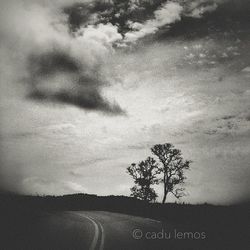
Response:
[127,157,159,202]
[151,143,191,204]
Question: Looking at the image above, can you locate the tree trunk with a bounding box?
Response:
[162,185,168,204]
[162,173,168,204]
[162,193,167,204]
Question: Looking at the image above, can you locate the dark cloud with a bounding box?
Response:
[28,51,81,77]
[27,50,126,115]
[28,86,125,115]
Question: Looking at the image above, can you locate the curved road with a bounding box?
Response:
[2,208,247,250]
[68,211,165,250]
[2,210,212,250]
[72,212,105,250]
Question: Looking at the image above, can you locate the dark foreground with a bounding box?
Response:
[0,194,249,250]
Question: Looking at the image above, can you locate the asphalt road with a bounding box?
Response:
[60,211,212,250]
[3,210,170,250]
[3,210,243,250]
[69,211,164,250]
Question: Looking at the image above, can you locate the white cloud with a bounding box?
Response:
[76,23,122,53]
[185,2,218,18]
[22,177,86,195]
[124,2,183,43]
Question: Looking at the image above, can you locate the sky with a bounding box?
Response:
[0,0,249,204]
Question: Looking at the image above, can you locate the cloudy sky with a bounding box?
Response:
[0,0,249,204]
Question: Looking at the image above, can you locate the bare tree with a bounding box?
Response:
[127,157,159,202]
[151,143,191,204]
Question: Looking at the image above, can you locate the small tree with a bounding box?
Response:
[127,157,159,202]
[151,143,191,204]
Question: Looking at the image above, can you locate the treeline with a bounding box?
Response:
[1,193,249,225]
[1,193,249,250]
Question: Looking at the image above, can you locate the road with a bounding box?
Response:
[62,211,211,250]
[2,204,248,250]
[2,210,214,250]
[68,211,164,250]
